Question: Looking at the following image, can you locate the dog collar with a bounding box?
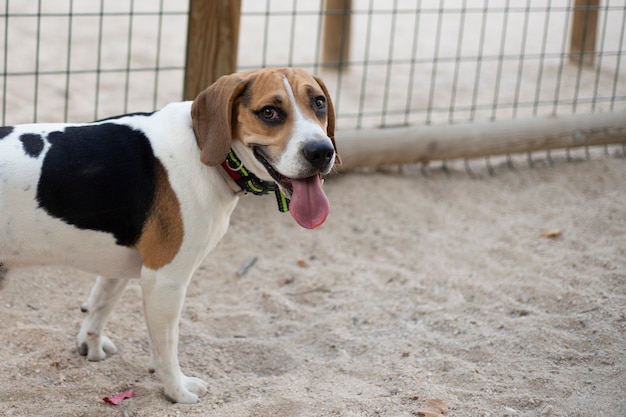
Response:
[220,149,290,213]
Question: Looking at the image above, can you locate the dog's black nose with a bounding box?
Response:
[303,141,335,170]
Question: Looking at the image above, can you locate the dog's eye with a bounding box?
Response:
[259,106,280,121]
[314,97,326,110]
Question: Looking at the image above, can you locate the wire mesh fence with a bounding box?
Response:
[239,0,626,130]
[1,0,624,137]
[0,0,187,124]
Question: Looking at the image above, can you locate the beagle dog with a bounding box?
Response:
[0,68,339,403]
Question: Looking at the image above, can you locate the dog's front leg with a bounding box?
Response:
[77,277,129,361]
[140,266,207,403]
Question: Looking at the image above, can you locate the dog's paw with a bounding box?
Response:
[76,331,117,361]
[184,375,208,397]
[164,375,208,404]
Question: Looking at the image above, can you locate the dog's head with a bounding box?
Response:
[191,68,340,229]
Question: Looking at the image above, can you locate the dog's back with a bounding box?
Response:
[0,122,152,277]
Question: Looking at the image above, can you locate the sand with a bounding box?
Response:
[1,151,625,416]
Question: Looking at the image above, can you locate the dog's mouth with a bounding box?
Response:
[253,147,294,196]
[253,147,330,229]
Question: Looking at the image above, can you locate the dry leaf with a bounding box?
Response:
[416,398,448,417]
[277,276,295,287]
[540,229,562,238]
[103,389,133,405]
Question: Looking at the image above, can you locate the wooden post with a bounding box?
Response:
[334,112,626,172]
[569,0,599,66]
[322,0,351,70]
[184,0,241,100]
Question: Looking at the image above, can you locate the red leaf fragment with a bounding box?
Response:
[103,389,133,405]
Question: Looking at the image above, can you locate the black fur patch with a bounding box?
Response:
[0,126,14,140]
[240,80,254,108]
[19,133,45,158]
[95,111,155,123]
[36,123,157,247]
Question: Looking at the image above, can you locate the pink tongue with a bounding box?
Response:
[289,174,330,229]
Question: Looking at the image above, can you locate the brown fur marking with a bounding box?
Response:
[134,160,184,270]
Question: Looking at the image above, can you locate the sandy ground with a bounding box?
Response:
[0,152,624,417]
[1,1,626,416]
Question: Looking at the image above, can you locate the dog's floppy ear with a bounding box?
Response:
[191,73,249,166]
[313,75,341,166]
